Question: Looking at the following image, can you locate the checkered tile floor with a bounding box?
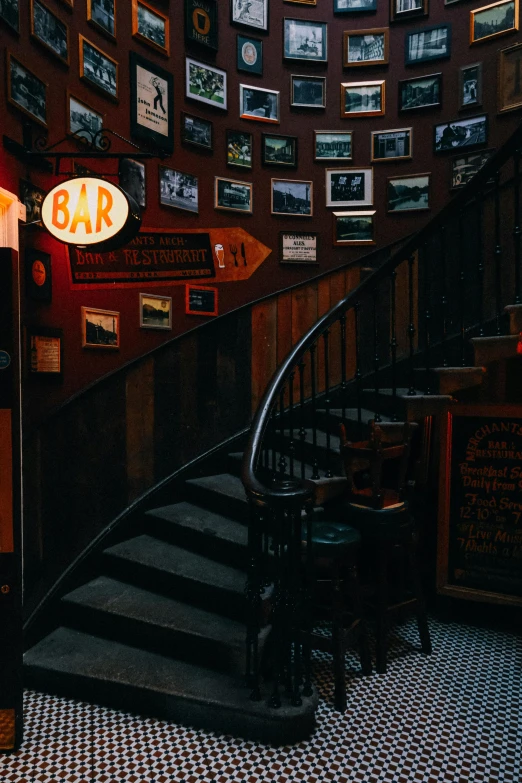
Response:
[2,616,521,782]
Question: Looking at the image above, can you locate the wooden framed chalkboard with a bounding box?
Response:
[437,404,522,606]
[185,285,218,316]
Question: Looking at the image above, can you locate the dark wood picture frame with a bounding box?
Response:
[27,326,63,378]
[405,24,451,66]
[226,129,253,169]
[371,127,412,162]
[30,0,69,65]
[7,51,48,127]
[391,0,428,23]
[181,112,213,150]
[398,72,442,112]
[129,51,174,153]
[333,210,376,246]
[0,0,19,33]
[87,0,116,40]
[79,34,118,100]
[237,35,263,75]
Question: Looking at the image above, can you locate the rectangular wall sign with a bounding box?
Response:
[185,285,218,316]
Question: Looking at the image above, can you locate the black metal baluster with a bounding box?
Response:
[278,390,287,476]
[301,508,314,698]
[354,301,362,429]
[246,506,263,700]
[440,226,448,367]
[423,242,432,394]
[494,172,503,335]
[514,147,521,304]
[298,360,306,480]
[408,255,417,396]
[288,373,295,478]
[271,406,277,475]
[390,271,398,420]
[477,194,485,337]
[372,289,381,422]
[340,314,347,424]
[458,210,466,367]
[290,507,302,706]
[323,330,333,478]
[310,344,320,480]
[269,510,282,708]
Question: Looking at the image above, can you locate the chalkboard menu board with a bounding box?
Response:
[437,405,522,606]
[185,285,218,316]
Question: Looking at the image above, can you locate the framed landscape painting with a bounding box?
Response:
[341,80,385,118]
[82,307,119,350]
[333,211,375,246]
[262,133,297,166]
[399,73,442,112]
[498,42,522,113]
[387,173,430,213]
[132,0,169,56]
[140,293,172,330]
[291,75,326,108]
[470,0,518,45]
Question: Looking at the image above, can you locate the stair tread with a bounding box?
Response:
[317,408,394,423]
[63,576,245,646]
[185,474,248,504]
[362,387,451,400]
[471,335,519,343]
[145,502,248,548]
[415,366,485,374]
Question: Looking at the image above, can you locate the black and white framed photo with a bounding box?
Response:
[132,0,169,55]
[186,57,227,109]
[334,0,377,11]
[325,167,373,207]
[237,35,263,75]
[399,72,442,111]
[284,18,327,62]
[239,84,279,122]
[262,133,297,166]
[119,158,146,208]
[271,179,313,216]
[215,177,253,213]
[315,131,353,160]
[387,173,430,212]
[20,179,45,224]
[450,149,494,189]
[341,80,385,118]
[279,231,319,264]
[291,75,326,108]
[139,293,172,330]
[343,28,389,68]
[371,128,412,162]
[79,35,118,100]
[181,112,213,150]
[31,0,69,64]
[82,307,120,350]
[459,63,482,109]
[230,0,268,32]
[7,53,47,127]
[333,211,376,246]
[0,0,19,33]
[434,115,488,154]
[470,0,518,45]
[391,0,428,23]
[405,24,451,65]
[130,52,174,153]
[87,0,115,39]
[68,93,104,145]
[185,0,218,50]
[226,130,253,168]
[159,167,199,213]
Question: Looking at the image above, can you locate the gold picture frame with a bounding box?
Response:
[81,307,120,350]
[470,0,519,45]
[371,127,412,162]
[132,0,170,56]
[30,0,70,65]
[79,34,118,100]
[6,51,48,127]
[498,41,522,113]
[343,28,389,67]
[87,0,116,40]
[333,211,376,246]
[340,80,385,118]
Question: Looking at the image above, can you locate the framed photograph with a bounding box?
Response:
[291,75,326,108]
[450,149,495,189]
[341,80,385,118]
[279,231,319,264]
[20,179,45,224]
[186,285,218,317]
[405,24,451,66]
[159,167,198,213]
[284,18,327,62]
[399,72,442,111]
[434,115,488,154]
[334,0,377,10]
[186,57,227,109]
[333,211,376,246]
[325,167,373,207]
[181,112,213,150]
[139,293,172,330]
[28,328,63,377]
[237,35,263,75]
[129,52,174,153]
[459,63,482,110]
[185,0,218,50]
[498,42,522,114]
[227,130,253,168]
[68,93,104,146]
[371,128,412,162]
[215,177,253,213]
[239,84,279,122]
[391,0,428,22]
[82,307,120,350]
[119,158,146,208]
[271,179,313,216]
[7,53,47,127]
[30,0,69,64]
[470,0,518,45]
[315,131,353,160]
[387,173,430,213]
[87,0,115,39]
[230,0,268,31]
[132,0,169,56]
[343,28,389,68]
[0,0,19,33]
[262,133,297,167]
[25,248,52,301]
[79,35,118,100]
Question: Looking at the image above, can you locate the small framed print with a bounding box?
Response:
[132,0,169,56]
[28,327,63,377]
[140,293,172,330]
[341,80,384,118]
[186,57,227,109]
[326,167,373,208]
[459,63,482,110]
[280,231,319,264]
[387,173,430,213]
[25,248,52,301]
[315,131,353,161]
[215,177,253,213]
[0,0,19,33]
[399,72,442,111]
[371,128,412,162]
[334,0,377,10]
[450,149,494,189]
[291,75,326,108]
[159,167,198,213]
[8,53,47,127]
[240,84,279,123]
[81,307,120,350]
[405,25,451,66]
[129,52,174,153]
[185,0,218,50]
[230,0,268,31]
[343,28,389,67]
[79,35,118,100]
[20,179,45,224]
[391,0,428,23]
[333,211,376,246]
[284,18,327,63]
[498,42,522,114]
[262,133,297,167]
[181,112,213,150]
[68,93,104,146]
[227,129,253,168]
[237,35,263,75]
[119,158,146,208]
[271,179,313,217]
[186,285,218,316]
[31,0,69,64]
[87,0,115,39]
[434,115,488,154]
[470,0,518,45]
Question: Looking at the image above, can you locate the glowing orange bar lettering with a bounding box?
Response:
[96,187,113,232]
[70,184,92,234]
[52,189,70,230]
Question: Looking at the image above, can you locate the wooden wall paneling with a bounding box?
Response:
[251,300,278,415]
[316,277,331,395]
[215,311,252,444]
[344,266,361,381]
[276,291,293,407]
[126,357,155,503]
[327,271,347,390]
[291,284,318,400]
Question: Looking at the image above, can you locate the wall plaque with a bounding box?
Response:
[279,232,319,264]
[185,0,218,49]
[27,327,63,377]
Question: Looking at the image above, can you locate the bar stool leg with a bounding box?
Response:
[346,562,372,677]
[406,533,432,655]
[376,542,389,674]
[331,563,347,712]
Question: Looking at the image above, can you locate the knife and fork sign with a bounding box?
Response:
[230,243,247,266]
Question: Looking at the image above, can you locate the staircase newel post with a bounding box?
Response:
[407,254,417,396]
[514,147,521,305]
[390,270,398,421]
[245,503,264,701]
